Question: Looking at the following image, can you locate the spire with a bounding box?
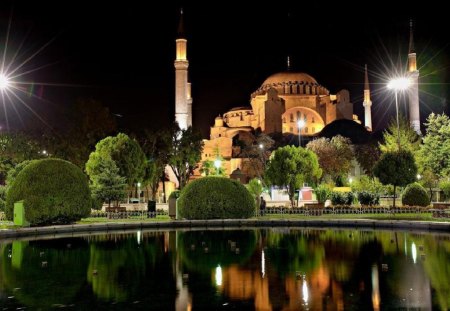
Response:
[364,64,369,90]
[409,18,415,54]
[177,8,185,39]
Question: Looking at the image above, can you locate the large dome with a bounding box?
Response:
[262,71,318,87]
[253,71,328,97]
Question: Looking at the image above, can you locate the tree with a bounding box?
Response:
[167,125,203,189]
[419,113,450,178]
[240,132,275,179]
[354,141,381,177]
[265,146,322,206]
[306,135,353,183]
[139,128,172,200]
[90,158,127,207]
[373,150,417,207]
[379,115,421,154]
[42,99,117,168]
[0,132,42,184]
[246,178,264,208]
[86,133,146,189]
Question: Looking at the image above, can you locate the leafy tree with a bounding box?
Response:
[306,135,353,183]
[86,133,146,188]
[265,146,322,206]
[239,132,275,179]
[0,132,42,184]
[354,141,381,177]
[167,125,203,189]
[42,99,117,168]
[139,128,172,200]
[419,113,450,178]
[373,150,417,207]
[246,178,264,208]
[379,115,421,154]
[90,158,127,207]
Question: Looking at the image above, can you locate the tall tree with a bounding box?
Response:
[90,158,127,207]
[139,128,172,200]
[379,115,421,154]
[354,141,381,177]
[0,132,42,184]
[419,113,450,178]
[168,126,203,189]
[306,135,353,183]
[43,99,117,168]
[373,150,417,207]
[265,146,322,206]
[86,133,146,189]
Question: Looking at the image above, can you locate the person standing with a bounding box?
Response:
[260,196,266,216]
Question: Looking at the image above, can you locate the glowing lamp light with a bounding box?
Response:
[259,143,264,149]
[387,77,410,91]
[215,265,222,286]
[214,158,222,169]
[297,119,305,129]
[0,74,10,90]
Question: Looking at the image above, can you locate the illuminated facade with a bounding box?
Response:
[200,70,355,176]
[408,20,420,134]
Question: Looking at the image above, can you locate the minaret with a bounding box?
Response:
[174,9,192,130]
[408,19,420,134]
[363,64,372,131]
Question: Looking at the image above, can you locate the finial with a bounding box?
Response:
[287,56,291,71]
[364,64,369,90]
[177,8,185,38]
[181,8,183,15]
[409,18,415,54]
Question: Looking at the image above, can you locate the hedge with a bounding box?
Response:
[402,183,430,207]
[5,158,92,225]
[178,177,254,219]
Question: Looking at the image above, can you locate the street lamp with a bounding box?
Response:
[0,74,10,91]
[214,158,222,175]
[387,77,410,150]
[297,119,305,146]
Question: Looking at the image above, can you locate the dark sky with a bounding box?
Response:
[0,1,448,137]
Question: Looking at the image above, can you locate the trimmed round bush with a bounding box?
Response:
[6,158,92,225]
[357,191,380,206]
[178,177,254,219]
[401,183,429,207]
[330,191,354,206]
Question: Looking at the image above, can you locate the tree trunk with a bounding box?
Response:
[162,174,167,203]
[393,185,396,208]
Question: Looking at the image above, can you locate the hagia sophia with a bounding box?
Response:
[173,11,420,181]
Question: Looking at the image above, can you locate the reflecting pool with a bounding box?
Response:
[0,228,449,310]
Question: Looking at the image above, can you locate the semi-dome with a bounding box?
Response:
[262,72,318,87]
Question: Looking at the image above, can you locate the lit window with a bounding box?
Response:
[290,113,294,122]
[312,117,315,123]
[297,111,301,120]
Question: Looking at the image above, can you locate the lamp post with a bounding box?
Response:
[297,119,305,147]
[387,77,410,150]
[214,158,222,176]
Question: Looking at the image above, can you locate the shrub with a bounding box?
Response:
[0,185,5,212]
[178,177,254,219]
[401,183,430,207]
[439,181,450,201]
[6,158,92,225]
[330,191,354,205]
[357,191,380,206]
[168,190,181,200]
[315,184,331,203]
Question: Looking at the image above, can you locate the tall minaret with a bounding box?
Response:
[408,19,420,134]
[174,9,192,130]
[363,64,372,131]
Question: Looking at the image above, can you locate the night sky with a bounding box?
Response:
[0,1,448,137]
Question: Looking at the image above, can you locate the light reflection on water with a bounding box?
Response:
[0,228,449,310]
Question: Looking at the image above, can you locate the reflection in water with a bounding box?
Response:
[0,229,448,310]
[372,265,380,311]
